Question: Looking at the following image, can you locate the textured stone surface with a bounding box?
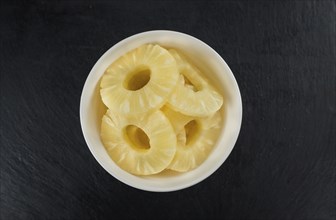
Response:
[1,1,335,219]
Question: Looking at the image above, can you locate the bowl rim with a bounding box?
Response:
[80,30,243,192]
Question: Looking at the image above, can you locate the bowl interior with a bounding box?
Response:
[80,31,242,192]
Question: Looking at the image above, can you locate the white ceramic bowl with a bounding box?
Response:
[80,30,242,192]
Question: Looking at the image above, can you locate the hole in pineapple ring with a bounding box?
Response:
[181,71,201,92]
[184,120,200,146]
[124,125,150,150]
[123,66,151,91]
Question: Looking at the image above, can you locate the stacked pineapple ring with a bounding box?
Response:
[100,44,223,175]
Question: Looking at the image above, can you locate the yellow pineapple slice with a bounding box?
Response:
[101,109,177,175]
[163,106,222,172]
[100,44,179,117]
[167,49,223,117]
[161,105,193,132]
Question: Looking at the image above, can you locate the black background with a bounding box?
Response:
[1,0,335,219]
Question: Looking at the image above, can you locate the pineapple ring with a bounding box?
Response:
[100,44,179,117]
[167,49,223,117]
[101,109,176,175]
[162,106,222,172]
